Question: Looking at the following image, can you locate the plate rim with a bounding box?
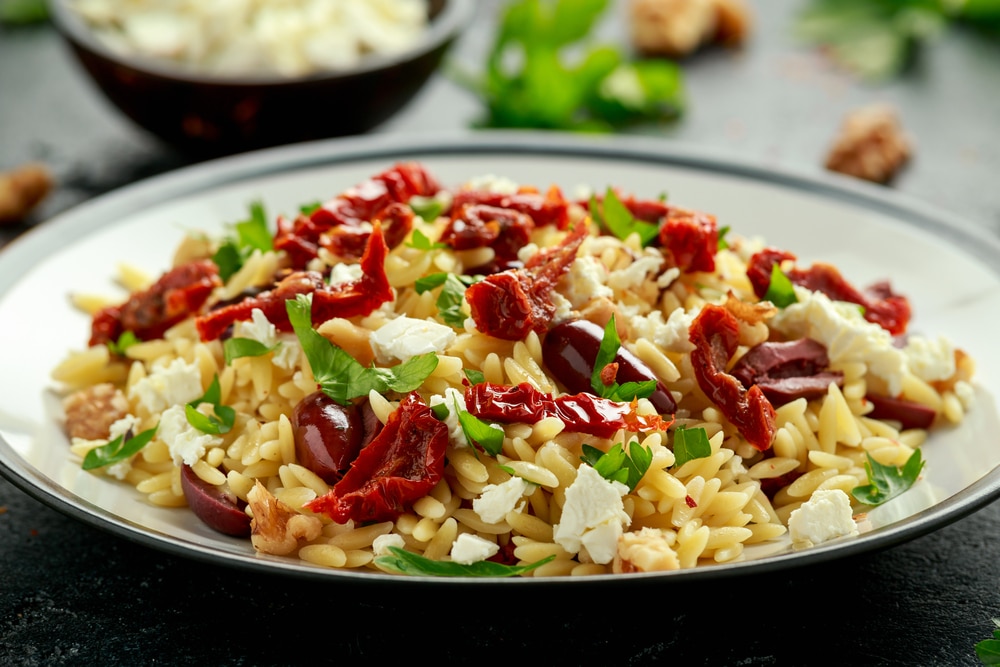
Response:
[4,129,1000,586]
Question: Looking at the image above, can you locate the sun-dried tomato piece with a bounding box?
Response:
[689,304,776,451]
[464,381,669,440]
[305,393,448,524]
[465,223,587,340]
[451,185,570,230]
[747,247,911,335]
[89,259,221,347]
[440,203,534,272]
[658,207,718,273]
[195,221,393,341]
[274,162,439,268]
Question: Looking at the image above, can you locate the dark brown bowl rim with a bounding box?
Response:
[47,0,477,87]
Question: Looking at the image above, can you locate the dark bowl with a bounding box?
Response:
[48,0,475,156]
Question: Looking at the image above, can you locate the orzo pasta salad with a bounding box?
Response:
[52,161,976,577]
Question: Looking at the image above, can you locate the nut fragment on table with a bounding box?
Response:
[0,162,52,225]
[629,0,752,58]
[824,104,912,184]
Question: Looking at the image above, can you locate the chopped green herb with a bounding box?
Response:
[408,195,448,223]
[212,201,274,282]
[415,272,478,329]
[82,425,158,471]
[454,398,505,456]
[185,375,235,435]
[589,189,659,247]
[851,449,924,506]
[581,441,652,492]
[406,228,448,251]
[0,0,48,24]
[463,368,486,385]
[375,546,554,577]
[672,425,712,468]
[106,331,138,356]
[764,263,798,309]
[450,0,684,132]
[717,225,731,250]
[299,201,322,215]
[287,295,438,406]
[223,337,275,365]
[590,315,656,402]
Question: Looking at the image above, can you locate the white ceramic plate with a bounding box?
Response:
[3,131,1000,585]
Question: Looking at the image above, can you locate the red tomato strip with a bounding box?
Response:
[746,247,911,335]
[464,382,669,440]
[90,260,221,347]
[195,220,393,341]
[688,304,776,451]
[305,393,448,524]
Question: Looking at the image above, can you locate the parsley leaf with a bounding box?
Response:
[223,337,275,365]
[975,618,1000,665]
[82,425,158,471]
[455,403,505,456]
[212,201,274,282]
[450,0,684,132]
[185,374,235,435]
[580,441,653,491]
[408,195,448,223]
[851,449,924,506]
[375,546,554,577]
[717,225,731,251]
[286,295,438,406]
[415,272,478,329]
[463,368,486,385]
[590,315,656,402]
[672,425,712,468]
[406,228,447,250]
[589,189,659,247]
[764,263,798,308]
[106,331,138,356]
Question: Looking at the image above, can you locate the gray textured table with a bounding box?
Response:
[3,2,1000,664]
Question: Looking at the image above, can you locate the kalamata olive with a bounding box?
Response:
[865,393,937,430]
[729,338,844,406]
[542,319,677,414]
[292,390,363,484]
[179,464,251,537]
[358,398,384,450]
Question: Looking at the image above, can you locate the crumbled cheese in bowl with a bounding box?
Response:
[70,0,430,77]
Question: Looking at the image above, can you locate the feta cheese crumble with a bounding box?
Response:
[787,489,859,547]
[553,464,631,565]
[129,358,204,414]
[450,533,500,565]
[157,404,224,466]
[234,308,300,370]
[369,315,456,364]
[473,476,531,524]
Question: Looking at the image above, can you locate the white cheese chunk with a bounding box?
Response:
[473,476,530,524]
[129,358,204,414]
[450,533,500,565]
[234,307,300,370]
[561,255,613,307]
[372,533,406,557]
[553,464,631,565]
[369,316,456,364]
[787,489,859,547]
[428,387,471,448]
[903,335,956,383]
[157,404,223,467]
[629,306,697,353]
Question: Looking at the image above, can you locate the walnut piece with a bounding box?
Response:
[629,0,752,58]
[247,480,323,556]
[825,104,912,184]
[63,383,130,441]
[0,163,52,225]
[613,527,681,573]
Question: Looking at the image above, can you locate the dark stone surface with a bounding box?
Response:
[3,2,1000,664]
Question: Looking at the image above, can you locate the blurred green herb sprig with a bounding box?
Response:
[450,0,685,131]
[0,0,48,25]
[796,0,1000,81]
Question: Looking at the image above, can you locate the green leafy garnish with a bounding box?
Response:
[589,189,659,247]
[375,546,554,577]
[717,225,731,251]
[287,295,438,406]
[212,201,274,282]
[222,337,275,365]
[455,402,505,456]
[463,368,486,385]
[106,331,138,356]
[299,201,322,215]
[580,441,653,492]
[672,425,712,468]
[851,449,924,506]
[185,375,235,435]
[0,0,48,24]
[794,0,1000,81]
[406,228,447,251]
[976,618,1000,665]
[590,315,656,402]
[450,0,684,132]
[764,264,798,309]
[82,425,158,471]
[415,272,478,329]
[408,196,448,223]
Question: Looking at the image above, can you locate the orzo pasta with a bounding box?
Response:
[52,161,975,577]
